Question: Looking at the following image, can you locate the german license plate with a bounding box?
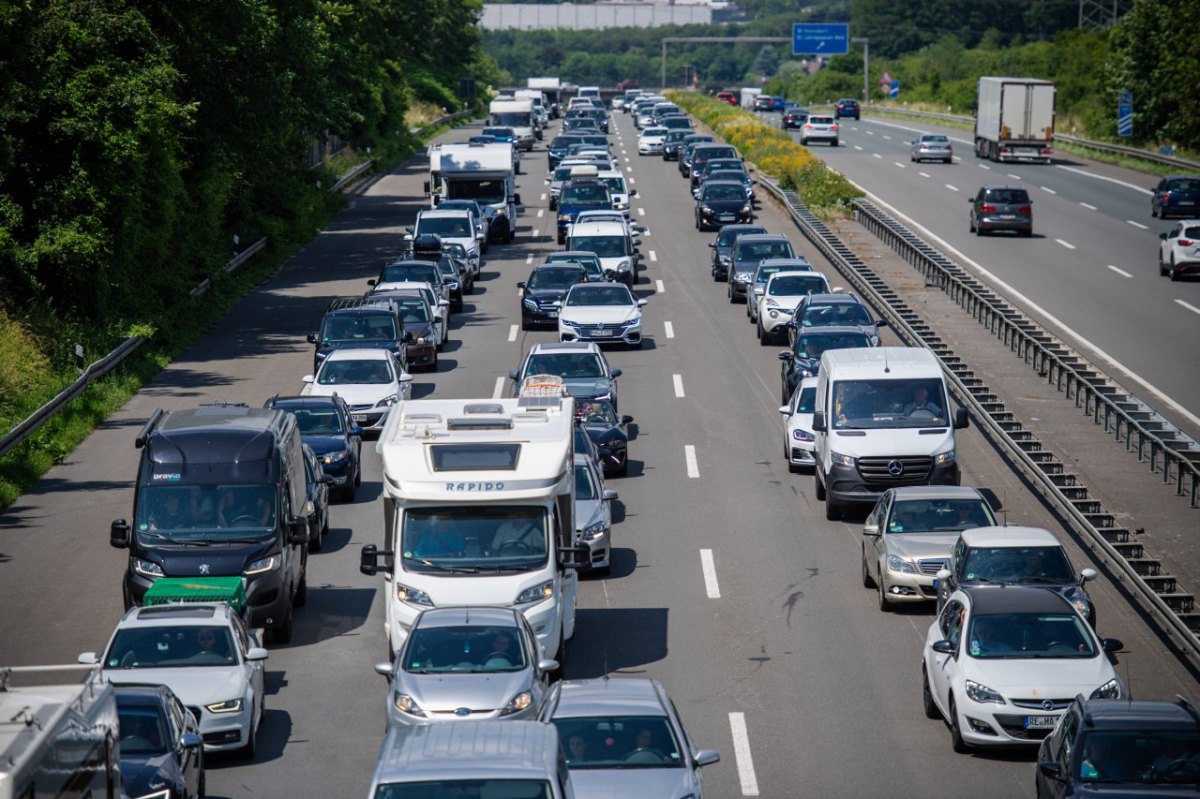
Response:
[1000,214,1016,219]
[547,311,557,318]
[1025,715,1059,730]
[353,414,368,423]
[1180,200,1195,206]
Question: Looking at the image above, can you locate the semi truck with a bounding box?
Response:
[973,77,1055,163]
[488,97,537,151]
[429,142,520,244]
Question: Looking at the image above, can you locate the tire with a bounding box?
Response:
[831,139,839,147]
[1159,255,1168,276]
[922,666,940,719]
[294,571,308,608]
[861,548,875,588]
[799,138,807,146]
[237,706,258,760]
[825,499,841,521]
[308,519,323,553]
[877,576,892,612]
[975,223,985,237]
[969,217,975,234]
[268,604,294,645]
[428,349,438,373]
[1170,258,1181,282]
[814,470,826,501]
[757,321,769,345]
[944,158,952,164]
[1151,205,1159,219]
[949,696,970,754]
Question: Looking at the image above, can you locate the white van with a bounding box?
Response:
[812,348,968,520]
[568,220,639,286]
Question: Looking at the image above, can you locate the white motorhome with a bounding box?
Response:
[0,665,123,799]
[360,396,589,663]
[433,143,520,245]
[489,97,536,151]
[811,348,968,521]
[514,89,549,131]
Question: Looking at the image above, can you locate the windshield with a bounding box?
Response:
[966,612,1096,659]
[1076,731,1200,784]
[117,705,170,754]
[402,624,527,673]
[553,716,683,769]
[569,236,626,258]
[105,625,237,669]
[961,546,1076,584]
[831,378,950,429]
[566,286,633,307]
[575,464,597,501]
[318,357,394,385]
[736,241,794,262]
[482,127,514,138]
[417,217,473,238]
[493,112,530,127]
[921,135,949,144]
[136,484,276,541]
[526,352,604,379]
[380,264,439,285]
[641,128,666,138]
[321,313,397,343]
[600,177,627,194]
[770,275,826,295]
[446,180,505,203]
[888,498,995,532]
[801,302,872,327]
[703,184,745,202]
[719,226,762,246]
[396,299,430,323]
[792,333,871,359]
[527,268,584,290]
[709,170,748,184]
[577,400,618,427]
[287,406,345,434]
[375,781,551,799]
[548,253,600,270]
[695,147,737,163]
[562,184,610,206]
[401,506,548,573]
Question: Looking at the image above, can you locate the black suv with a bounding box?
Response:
[1151,175,1200,219]
[264,394,362,502]
[1037,696,1199,797]
[968,184,1033,237]
[661,129,690,161]
[783,106,810,129]
[786,293,886,347]
[834,98,860,120]
[307,297,409,373]
[519,263,588,329]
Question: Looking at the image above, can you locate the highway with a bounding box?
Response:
[1,110,1197,798]
[782,113,1200,439]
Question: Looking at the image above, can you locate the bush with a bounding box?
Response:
[667,92,863,216]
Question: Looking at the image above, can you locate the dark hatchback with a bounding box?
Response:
[709,223,767,281]
[306,297,409,373]
[519,264,588,329]
[969,184,1033,237]
[695,180,754,231]
[678,135,716,177]
[548,134,590,169]
[786,293,886,348]
[727,233,794,302]
[834,98,860,120]
[1151,175,1200,219]
[369,290,441,370]
[114,684,205,799]
[264,394,362,502]
[661,129,691,161]
[783,106,810,129]
[576,399,634,477]
[689,145,740,187]
[778,327,875,403]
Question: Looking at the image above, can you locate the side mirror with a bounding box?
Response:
[707,242,716,249]
[367,279,377,287]
[317,473,333,485]
[954,407,970,430]
[306,332,319,344]
[77,652,99,665]
[777,351,792,362]
[931,640,956,655]
[360,544,395,576]
[517,281,526,289]
[508,369,520,381]
[373,661,395,678]
[610,368,622,378]
[303,500,315,517]
[110,519,131,549]
[695,749,721,767]
[422,181,430,194]
[629,189,638,196]
[544,178,551,184]
[398,373,414,382]
[1101,637,1124,653]
[831,287,845,294]
[538,659,560,674]
[439,299,450,307]
[936,568,951,582]
[779,405,790,415]
[512,193,522,206]
[245,647,269,661]
[1038,762,1063,782]
[288,519,309,545]
[621,415,634,425]
[863,523,880,537]
[876,319,888,328]
[1159,232,1168,240]
[1080,568,1098,583]
[301,375,315,384]
[637,299,648,307]
[602,489,619,501]
[180,733,203,749]
[812,411,827,433]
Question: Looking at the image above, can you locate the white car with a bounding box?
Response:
[922,586,1123,753]
[82,600,267,756]
[302,348,412,431]
[1158,219,1200,281]
[748,258,816,324]
[756,271,833,344]
[798,115,839,147]
[370,282,450,348]
[411,209,480,274]
[558,283,646,348]
[638,127,668,155]
[779,377,818,471]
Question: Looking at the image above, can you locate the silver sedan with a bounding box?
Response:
[910,134,953,163]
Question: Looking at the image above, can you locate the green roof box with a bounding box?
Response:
[143,576,247,613]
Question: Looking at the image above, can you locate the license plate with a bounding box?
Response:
[1180,201,1195,206]
[547,311,557,318]
[1025,715,1060,730]
[999,214,1016,219]
[353,414,368,423]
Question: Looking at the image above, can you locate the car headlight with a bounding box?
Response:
[393,693,426,717]
[557,214,570,223]
[499,691,534,717]
[613,202,628,210]
[965,679,1005,705]
[516,580,554,605]
[791,429,814,442]
[579,521,607,540]
[886,554,917,574]
[935,449,956,465]
[1063,586,1092,617]
[742,205,751,213]
[560,319,579,329]
[133,558,164,578]
[719,255,731,265]
[523,298,538,310]
[205,698,244,714]
[495,208,507,217]
[375,394,399,408]
[244,555,279,575]
[700,205,712,213]
[396,583,434,607]
[617,259,631,272]
[321,449,350,465]
[769,310,779,319]
[830,451,856,467]
[1090,679,1122,700]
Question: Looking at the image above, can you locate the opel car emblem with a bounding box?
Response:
[1042,700,1055,711]
[887,459,905,476]
[199,564,210,575]
[454,707,471,717]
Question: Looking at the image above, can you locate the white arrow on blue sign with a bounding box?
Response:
[792,23,850,56]
[1117,92,1133,137]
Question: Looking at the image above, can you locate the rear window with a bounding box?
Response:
[1184,226,1200,238]
[984,189,1030,204]
[1167,178,1200,191]
[808,116,835,124]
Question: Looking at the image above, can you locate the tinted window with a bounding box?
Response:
[401,506,548,571]
[321,313,398,343]
[887,499,995,533]
[966,612,1095,659]
[574,464,597,501]
[117,704,170,754]
[375,781,552,799]
[569,236,627,258]
[796,386,816,413]
[703,184,744,202]
[379,264,439,285]
[403,624,528,673]
[1076,730,1200,784]
[769,275,827,295]
[527,268,585,290]
[565,286,633,306]
[552,716,683,769]
[792,333,871,358]
[801,302,871,327]
[289,407,345,434]
[984,189,1030,204]
[831,377,950,429]
[961,545,1075,583]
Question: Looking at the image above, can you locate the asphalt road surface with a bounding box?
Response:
[1,110,1197,799]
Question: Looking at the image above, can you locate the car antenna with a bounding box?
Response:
[882,347,890,374]
[999,489,1009,527]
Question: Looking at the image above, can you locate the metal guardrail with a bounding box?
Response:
[862,105,1200,171]
[758,176,1200,666]
[0,336,145,459]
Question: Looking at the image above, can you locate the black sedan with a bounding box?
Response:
[114,684,205,799]
[694,181,754,231]
[264,394,363,501]
[519,263,588,329]
[577,399,633,477]
[782,107,810,129]
[778,327,875,403]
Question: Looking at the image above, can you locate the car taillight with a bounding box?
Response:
[1041,148,1051,155]
[1181,239,1194,247]
[1018,205,1032,215]
[831,124,839,131]
[804,124,812,130]
[980,204,997,213]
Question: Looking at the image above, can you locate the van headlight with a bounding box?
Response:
[1090,679,1122,700]
[133,559,164,578]
[935,449,956,465]
[830,452,856,467]
[244,555,279,575]
[396,583,434,606]
[516,580,554,605]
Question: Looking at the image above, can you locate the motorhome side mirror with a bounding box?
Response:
[306,332,319,344]
[931,640,956,655]
[695,750,721,767]
[180,733,203,749]
[1080,568,1098,583]
[777,351,792,362]
[954,407,970,430]
[512,193,522,206]
[373,661,395,678]
[288,519,309,545]
[863,523,880,537]
[812,411,827,433]
[360,544,394,576]
[1038,763,1063,782]
[110,519,131,549]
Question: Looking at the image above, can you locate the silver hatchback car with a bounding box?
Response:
[910,134,953,163]
[798,115,839,147]
[375,606,558,727]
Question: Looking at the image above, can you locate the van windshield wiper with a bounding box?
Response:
[403,556,479,574]
[139,532,211,546]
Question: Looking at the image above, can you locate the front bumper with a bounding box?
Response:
[638,143,663,155]
[522,306,560,326]
[953,696,1063,747]
[760,308,792,333]
[405,341,437,369]
[187,702,253,752]
[560,321,641,346]
[729,278,750,300]
[826,460,960,508]
[699,209,751,228]
[577,529,612,570]
[878,568,939,602]
[386,697,540,728]
[347,404,392,431]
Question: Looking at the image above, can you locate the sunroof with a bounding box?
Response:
[430,444,521,471]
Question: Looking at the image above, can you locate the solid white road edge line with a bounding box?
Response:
[862,189,1200,430]
[492,376,505,399]
[1080,202,1098,210]
[729,712,760,796]
[673,373,685,398]
[684,445,699,478]
[507,324,518,342]
[664,321,675,338]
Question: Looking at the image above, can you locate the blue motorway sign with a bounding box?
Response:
[792,23,850,56]
[889,79,900,99]
[1117,92,1133,137]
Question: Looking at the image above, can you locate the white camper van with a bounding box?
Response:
[432,143,520,244]
[489,97,536,150]
[811,348,968,520]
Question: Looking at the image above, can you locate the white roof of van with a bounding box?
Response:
[569,221,627,237]
[821,346,941,377]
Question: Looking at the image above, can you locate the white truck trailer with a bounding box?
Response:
[489,97,537,151]
[740,87,762,110]
[973,77,1056,163]
[527,77,563,117]
[432,142,520,244]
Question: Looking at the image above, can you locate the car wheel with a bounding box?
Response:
[1159,254,1169,276]
[922,665,940,719]
[308,520,323,553]
[1170,258,1181,281]
[341,477,357,503]
[757,320,768,345]
[613,453,629,477]
[975,223,985,237]
[944,158,952,164]
[1022,229,1033,238]
[799,138,807,146]
[861,548,875,588]
[825,499,841,521]
[268,604,294,645]
[1151,205,1158,218]
[815,471,827,502]
[949,696,971,754]
[876,576,892,612]
[968,216,975,233]
[238,708,258,760]
[831,139,839,147]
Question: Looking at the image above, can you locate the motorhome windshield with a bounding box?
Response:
[831,378,950,429]
[446,180,506,204]
[136,484,277,543]
[401,506,549,573]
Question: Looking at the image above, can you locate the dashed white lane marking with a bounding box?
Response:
[1177,299,1200,317]
[624,157,630,163]
[1055,238,1077,250]
[894,162,906,168]
[664,321,675,338]
[685,445,700,478]
[872,153,883,159]
[1080,202,1098,210]
[729,713,760,796]
[525,254,533,264]
[673,374,685,398]
[492,376,505,399]
[1040,186,1056,195]
[655,279,664,292]
[1126,220,1149,230]
[882,134,892,140]
[919,171,931,178]
[945,184,959,192]
[1007,173,1022,180]
[866,130,875,136]
[536,209,544,218]
[1107,265,1133,278]
[979,164,991,170]
[638,207,646,217]
[507,324,518,342]
[700,549,720,598]
[628,178,635,184]
[649,251,658,263]
[853,145,863,151]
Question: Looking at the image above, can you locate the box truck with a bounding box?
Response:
[973,77,1055,163]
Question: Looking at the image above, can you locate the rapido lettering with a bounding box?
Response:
[444,482,507,491]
